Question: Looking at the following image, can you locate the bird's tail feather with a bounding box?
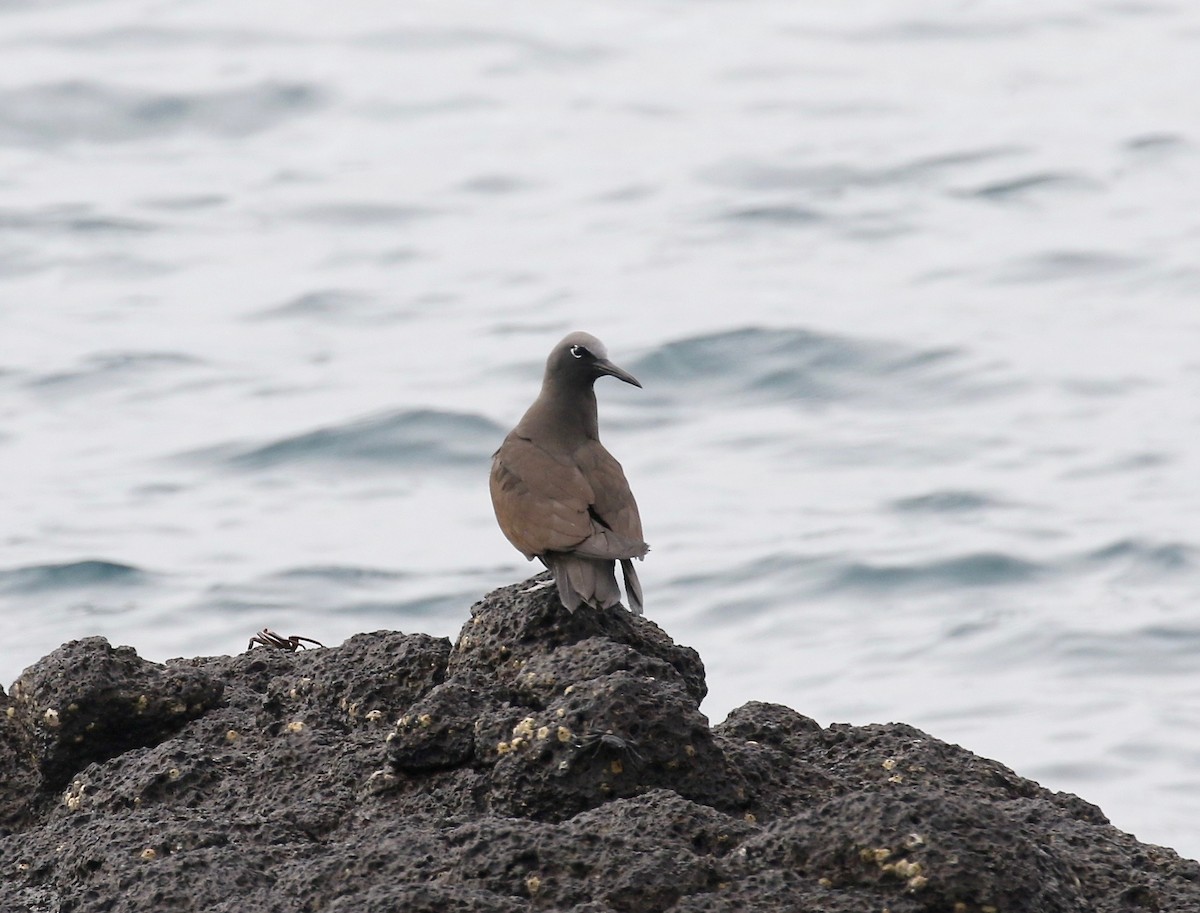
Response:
[620,559,643,616]
[545,554,621,612]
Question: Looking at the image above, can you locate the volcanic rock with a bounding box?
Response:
[0,577,1197,913]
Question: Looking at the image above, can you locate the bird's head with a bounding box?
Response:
[547,332,642,389]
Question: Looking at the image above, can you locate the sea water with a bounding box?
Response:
[2,0,1200,858]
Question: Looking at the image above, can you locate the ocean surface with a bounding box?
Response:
[3,0,1200,858]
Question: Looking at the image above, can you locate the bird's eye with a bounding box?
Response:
[570,345,589,359]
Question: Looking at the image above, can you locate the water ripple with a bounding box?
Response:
[28,352,202,394]
[961,172,1097,200]
[0,559,147,593]
[355,27,612,70]
[289,203,433,226]
[995,250,1145,283]
[717,204,824,227]
[18,26,306,51]
[633,326,1001,409]
[250,289,378,322]
[192,408,504,472]
[272,565,407,584]
[1082,539,1195,574]
[889,490,1007,514]
[0,81,323,146]
[703,147,1022,196]
[0,204,157,235]
[822,552,1047,593]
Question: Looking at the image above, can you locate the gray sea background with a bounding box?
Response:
[3,0,1200,858]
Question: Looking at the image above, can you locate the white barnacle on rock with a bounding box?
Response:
[135,694,149,713]
[889,858,921,878]
[167,767,181,781]
[63,781,86,812]
[359,768,399,797]
[882,757,897,771]
[556,726,572,743]
[418,713,433,728]
[285,720,305,733]
[512,717,535,740]
[365,710,383,724]
[43,708,60,728]
[536,726,550,741]
[140,848,157,861]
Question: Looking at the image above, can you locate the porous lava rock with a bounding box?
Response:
[7,636,222,791]
[0,577,1197,913]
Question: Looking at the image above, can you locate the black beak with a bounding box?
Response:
[595,358,642,388]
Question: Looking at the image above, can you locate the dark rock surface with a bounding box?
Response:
[1,574,1198,912]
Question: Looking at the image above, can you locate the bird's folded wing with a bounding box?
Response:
[490,435,595,558]
[570,525,649,561]
[573,440,646,547]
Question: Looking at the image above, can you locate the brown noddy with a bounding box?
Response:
[490,331,648,614]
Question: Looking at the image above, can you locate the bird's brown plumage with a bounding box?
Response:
[490,332,647,614]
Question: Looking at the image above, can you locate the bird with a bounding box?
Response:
[490,331,648,615]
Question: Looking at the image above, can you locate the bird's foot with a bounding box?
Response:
[522,579,556,594]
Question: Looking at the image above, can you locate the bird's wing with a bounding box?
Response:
[490,434,595,558]
[572,440,647,559]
